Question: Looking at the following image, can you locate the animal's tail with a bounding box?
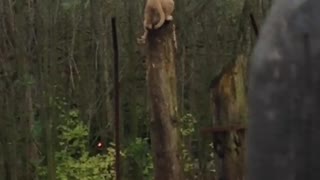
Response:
[154,3,165,29]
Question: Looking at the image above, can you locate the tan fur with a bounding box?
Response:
[144,0,174,29]
[138,0,174,44]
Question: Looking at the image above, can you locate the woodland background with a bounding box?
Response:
[0,0,271,179]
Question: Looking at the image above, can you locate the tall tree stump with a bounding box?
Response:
[146,22,182,180]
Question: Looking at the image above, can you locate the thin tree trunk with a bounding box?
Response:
[25,86,37,179]
[146,22,182,180]
[9,88,18,180]
[25,0,37,178]
[43,7,56,178]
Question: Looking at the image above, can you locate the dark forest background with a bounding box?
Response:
[0,0,271,179]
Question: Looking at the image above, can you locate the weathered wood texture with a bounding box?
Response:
[210,55,248,180]
[146,22,182,180]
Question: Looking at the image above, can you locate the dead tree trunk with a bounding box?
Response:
[146,22,182,180]
[209,54,248,180]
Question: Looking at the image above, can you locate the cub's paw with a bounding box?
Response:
[166,15,173,21]
[145,24,152,29]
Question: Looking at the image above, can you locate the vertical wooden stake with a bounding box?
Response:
[111,17,120,180]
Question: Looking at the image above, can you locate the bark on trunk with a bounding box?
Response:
[146,22,182,180]
[210,55,248,180]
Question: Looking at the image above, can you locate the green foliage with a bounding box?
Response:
[207,143,217,174]
[180,113,197,137]
[179,114,217,179]
[123,138,153,180]
[37,100,118,180]
[179,113,200,179]
[181,144,199,175]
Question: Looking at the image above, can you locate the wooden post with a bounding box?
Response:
[111,17,121,180]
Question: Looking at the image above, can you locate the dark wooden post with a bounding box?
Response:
[111,17,121,180]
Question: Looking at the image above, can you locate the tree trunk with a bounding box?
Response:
[209,54,248,180]
[146,22,182,180]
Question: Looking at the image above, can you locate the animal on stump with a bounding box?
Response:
[138,0,174,44]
